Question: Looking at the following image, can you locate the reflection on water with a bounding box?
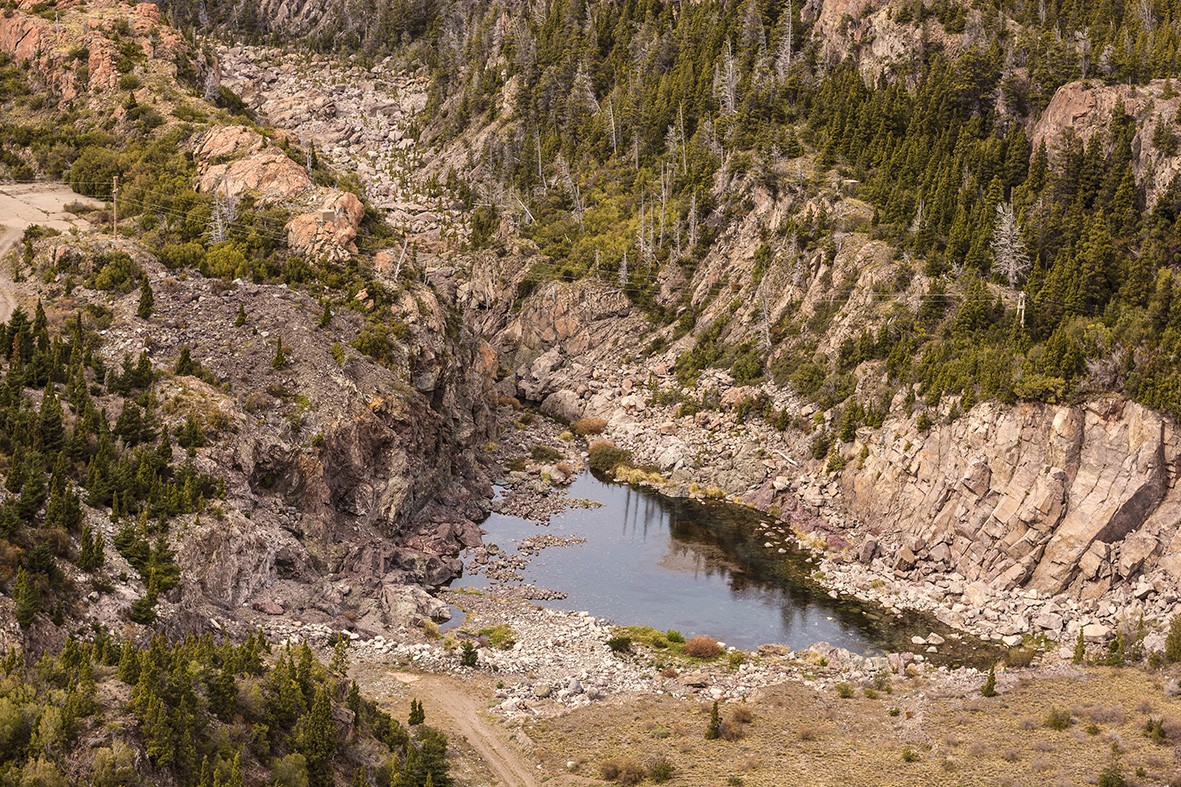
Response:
[452,473,992,663]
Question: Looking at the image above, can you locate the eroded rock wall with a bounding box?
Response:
[845,398,1181,598]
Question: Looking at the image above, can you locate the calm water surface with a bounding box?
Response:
[451,473,992,662]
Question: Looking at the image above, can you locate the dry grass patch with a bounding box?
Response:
[683,636,723,659]
[571,416,607,435]
[528,667,1181,786]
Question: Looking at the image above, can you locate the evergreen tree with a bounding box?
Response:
[272,337,287,369]
[297,686,337,787]
[981,665,997,697]
[137,278,154,319]
[705,700,721,739]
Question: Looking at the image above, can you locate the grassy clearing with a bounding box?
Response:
[527,667,1181,785]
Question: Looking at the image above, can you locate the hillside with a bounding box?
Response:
[6,0,1181,783]
[162,0,1181,618]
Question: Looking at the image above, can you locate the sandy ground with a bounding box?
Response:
[0,183,102,320]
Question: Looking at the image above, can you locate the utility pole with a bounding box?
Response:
[112,176,119,240]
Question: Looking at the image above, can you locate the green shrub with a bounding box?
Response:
[1143,716,1167,744]
[648,758,674,783]
[90,252,142,293]
[530,445,563,463]
[477,625,516,649]
[607,636,633,654]
[588,440,632,473]
[835,682,854,699]
[1045,708,1072,730]
[459,642,477,668]
[1097,759,1127,787]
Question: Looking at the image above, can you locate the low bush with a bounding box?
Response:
[588,440,633,473]
[571,417,608,435]
[835,682,855,699]
[600,760,645,785]
[648,759,674,783]
[477,625,516,649]
[607,636,633,654]
[530,445,563,463]
[1045,708,1072,730]
[683,636,723,659]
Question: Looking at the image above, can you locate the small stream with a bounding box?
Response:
[450,473,1000,667]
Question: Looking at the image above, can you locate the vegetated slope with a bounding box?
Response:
[157,0,1181,606]
[0,0,496,653]
[0,632,452,786]
[165,0,1181,422]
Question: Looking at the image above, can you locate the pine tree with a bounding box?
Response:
[13,568,39,626]
[137,278,154,319]
[207,664,238,722]
[297,686,337,787]
[174,347,196,376]
[1165,615,1181,663]
[408,698,425,726]
[233,304,246,327]
[705,700,721,739]
[273,337,288,369]
[1073,629,1086,664]
[981,665,997,696]
[330,636,350,675]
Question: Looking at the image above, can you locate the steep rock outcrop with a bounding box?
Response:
[844,398,1179,597]
[1034,79,1181,206]
[192,125,368,261]
[1,1,206,104]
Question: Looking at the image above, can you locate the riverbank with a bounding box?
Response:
[496,377,1175,665]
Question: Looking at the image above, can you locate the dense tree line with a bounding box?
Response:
[395,0,1181,419]
[0,301,222,627]
[0,632,450,785]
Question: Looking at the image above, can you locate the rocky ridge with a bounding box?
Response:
[1,0,210,106]
[13,227,498,638]
[204,40,1181,654]
[215,45,461,250]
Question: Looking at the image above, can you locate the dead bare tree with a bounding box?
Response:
[991,201,1030,288]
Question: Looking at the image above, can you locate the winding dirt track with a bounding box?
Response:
[408,674,541,787]
[0,183,102,321]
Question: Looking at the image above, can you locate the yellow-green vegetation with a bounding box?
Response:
[529,445,564,463]
[613,465,666,485]
[587,440,633,474]
[477,625,517,650]
[570,417,608,436]
[610,626,690,655]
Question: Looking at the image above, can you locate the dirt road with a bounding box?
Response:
[0,182,102,321]
[401,673,542,787]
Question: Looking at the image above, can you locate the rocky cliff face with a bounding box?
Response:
[1,1,209,105]
[845,399,1181,601]
[1033,79,1181,207]
[24,229,495,637]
